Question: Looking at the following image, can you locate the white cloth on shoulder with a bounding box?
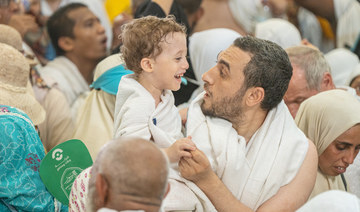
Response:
[162,169,216,212]
[297,190,360,212]
[39,56,89,108]
[334,0,360,49]
[186,92,309,210]
[113,74,183,147]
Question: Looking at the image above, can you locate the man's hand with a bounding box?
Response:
[8,14,39,38]
[179,148,213,183]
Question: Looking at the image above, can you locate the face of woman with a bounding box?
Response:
[319,124,360,176]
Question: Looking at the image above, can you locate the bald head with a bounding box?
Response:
[88,137,169,212]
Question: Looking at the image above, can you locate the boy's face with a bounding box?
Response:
[150,32,188,91]
[67,7,107,61]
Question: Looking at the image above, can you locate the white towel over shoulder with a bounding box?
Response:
[113,74,183,147]
[186,92,309,210]
[39,56,89,107]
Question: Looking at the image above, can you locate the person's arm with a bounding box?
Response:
[179,149,253,212]
[294,0,335,21]
[256,140,318,211]
[179,140,318,212]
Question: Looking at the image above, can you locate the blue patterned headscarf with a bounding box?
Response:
[0,105,67,211]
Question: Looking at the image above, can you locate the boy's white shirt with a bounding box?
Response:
[113,74,183,146]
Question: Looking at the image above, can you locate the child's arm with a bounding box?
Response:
[163,136,196,163]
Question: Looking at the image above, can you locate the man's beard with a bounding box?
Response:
[201,86,246,121]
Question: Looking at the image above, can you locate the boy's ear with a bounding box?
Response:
[140,57,154,73]
[58,37,75,53]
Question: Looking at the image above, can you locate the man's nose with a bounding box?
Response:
[97,22,105,34]
[202,66,216,85]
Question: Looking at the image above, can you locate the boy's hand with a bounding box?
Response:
[179,148,213,184]
[165,136,196,163]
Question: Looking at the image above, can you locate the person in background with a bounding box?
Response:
[39,3,107,120]
[0,42,67,211]
[294,0,360,50]
[324,48,359,87]
[0,24,74,151]
[295,89,360,199]
[41,0,113,51]
[284,45,336,118]
[255,18,302,49]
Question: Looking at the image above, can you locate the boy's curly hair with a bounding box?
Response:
[120,15,187,75]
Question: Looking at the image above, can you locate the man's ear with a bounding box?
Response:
[321,72,336,91]
[95,174,109,208]
[140,57,154,73]
[162,183,171,200]
[245,87,264,107]
[58,37,74,53]
[194,7,204,23]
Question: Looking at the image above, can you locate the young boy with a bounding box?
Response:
[113,15,196,163]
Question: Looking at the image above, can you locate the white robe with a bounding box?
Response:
[334,0,360,49]
[39,56,89,109]
[186,92,309,210]
[113,74,183,147]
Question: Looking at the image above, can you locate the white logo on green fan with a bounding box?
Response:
[52,149,63,161]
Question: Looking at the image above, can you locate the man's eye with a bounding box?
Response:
[219,68,225,77]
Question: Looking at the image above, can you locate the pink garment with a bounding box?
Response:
[69,167,92,212]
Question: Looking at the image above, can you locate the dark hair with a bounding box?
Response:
[175,0,202,15]
[234,36,293,111]
[46,3,87,56]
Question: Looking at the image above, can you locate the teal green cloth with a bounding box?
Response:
[90,64,133,95]
[89,64,188,95]
[0,105,67,211]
